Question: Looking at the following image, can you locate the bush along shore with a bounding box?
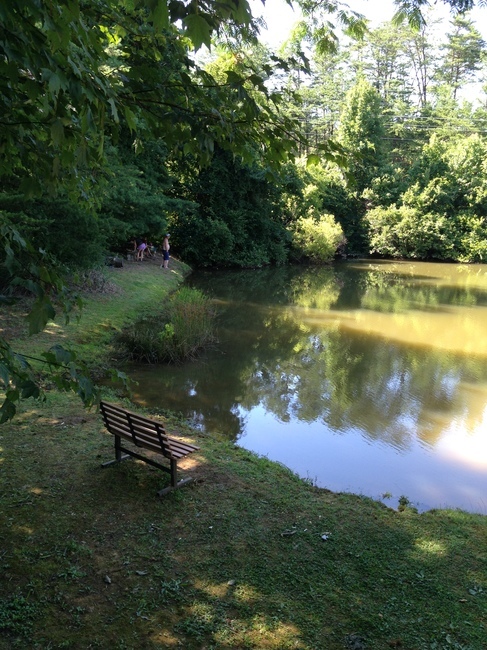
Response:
[1,257,486,650]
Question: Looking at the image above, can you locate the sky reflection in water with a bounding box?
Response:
[130,261,487,514]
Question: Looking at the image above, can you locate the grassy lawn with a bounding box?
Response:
[1,258,486,649]
[10,256,189,364]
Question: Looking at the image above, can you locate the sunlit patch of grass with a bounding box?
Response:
[194,579,230,599]
[12,257,191,366]
[414,537,448,556]
[234,583,261,603]
[12,525,35,536]
[147,628,180,646]
[248,615,302,648]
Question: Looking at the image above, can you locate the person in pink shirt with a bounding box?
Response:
[136,239,147,261]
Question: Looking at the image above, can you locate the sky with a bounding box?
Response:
[250,0,487,48]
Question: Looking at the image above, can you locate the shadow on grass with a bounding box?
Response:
[0,396,486,650]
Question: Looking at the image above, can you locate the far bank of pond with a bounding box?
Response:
[128,260,487,514]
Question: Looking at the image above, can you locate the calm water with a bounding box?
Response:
[129,261,487,514]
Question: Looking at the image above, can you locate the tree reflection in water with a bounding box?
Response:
[130,261,487,512]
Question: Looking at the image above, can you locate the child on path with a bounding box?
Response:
[136,239,147,261]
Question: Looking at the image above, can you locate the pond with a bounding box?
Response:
[129,260,487,514]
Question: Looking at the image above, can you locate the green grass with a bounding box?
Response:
[12,257,190,365]
[1,258,486,649]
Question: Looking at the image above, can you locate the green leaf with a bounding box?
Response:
[20,380,40,399]
[182,14,212,50]
[23,279,43,297]
[80,107,94,134]
[0,398,16,424]
[124,106,138,132]
[306,154,321,167]
[0,363,10,387]
[108,98,119,122]
[26,298,56,335]
[6,388,20,402]
[248,74,265,89]
[38,265,53,285]
[49,72,62,94]
[150,0,169,31]
[40,350,56,364]
[225,70,243,85]
[231,0,252,24]
[168,0,189,21]
[77,375,98,403]
[51,119,65,145]
[48,344,77,365]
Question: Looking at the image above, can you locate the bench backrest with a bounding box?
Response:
[100,401,175,459]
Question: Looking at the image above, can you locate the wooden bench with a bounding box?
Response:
[99,401,199,496]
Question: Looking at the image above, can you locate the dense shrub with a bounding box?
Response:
[366,204,487,261]
[366,206,456,259]
[115,287,217,363]
[284,159,364,256]
[292,213,346,263]
[168,148,291,268]
[365,134,487,262]
[456,213,487,263]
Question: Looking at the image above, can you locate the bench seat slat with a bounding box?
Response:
[167,440,199,454]
[106,428,194,459]
[107,425,196,458]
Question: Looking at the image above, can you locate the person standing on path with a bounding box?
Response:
[161,233,170,269]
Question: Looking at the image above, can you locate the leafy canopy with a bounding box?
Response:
[1,0,307,421]
[0,0,326,201]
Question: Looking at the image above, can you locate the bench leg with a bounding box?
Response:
[156,459,193,496]
[102,455,131,467]
[171,458,177,487]
[101,435,132,467]
[157,477,194,497]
